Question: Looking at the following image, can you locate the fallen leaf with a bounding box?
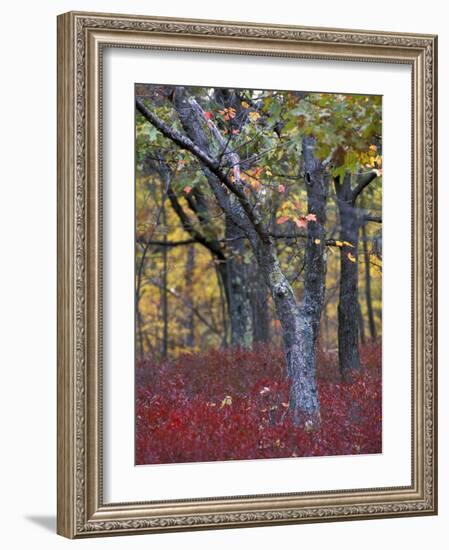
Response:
[220,395,233,408]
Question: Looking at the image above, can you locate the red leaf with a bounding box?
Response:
[183,186,192,194]
[276,216,289,225]
[278,184,286,193]
[305,213,317,222]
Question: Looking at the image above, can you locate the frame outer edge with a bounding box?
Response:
[56,10,438,538]
[432,35,439,515]
[57,12,77,539]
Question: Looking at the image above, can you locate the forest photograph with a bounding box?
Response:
[134,84,382,466]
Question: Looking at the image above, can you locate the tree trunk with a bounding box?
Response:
[334,171,379,377]
[250,264,270,344]
[255,136,328,426]
[215,263,229,346]
[361,221,377,340]
[256,242,320,426]
[335,174,361,378]
[184,245,195,347]
[294,135,328,424]
[170,91,256,349]
[225,217,253,349]
[161,200,169,359]
[357,299,366,346]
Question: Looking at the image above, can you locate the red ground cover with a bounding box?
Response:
[136,342,382,464]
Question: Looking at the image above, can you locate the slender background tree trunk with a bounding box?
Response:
[225,217,254,349]
[184,245,196,347]
[361,220,377,340]
[335,174,361,378]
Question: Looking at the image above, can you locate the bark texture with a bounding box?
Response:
[334,171,378,378]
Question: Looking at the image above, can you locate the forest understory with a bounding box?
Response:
[136,341,381,465]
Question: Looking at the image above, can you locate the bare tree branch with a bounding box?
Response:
[363,214,382,224]
[154,158,227,262]
[351,171,378,203]
[136,97,270,243]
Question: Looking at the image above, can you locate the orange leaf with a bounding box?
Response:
[219,107,237,121]
[248,179,261,191]
[204,111,214,120]
[183,186,192,194]
[276,216,290,225]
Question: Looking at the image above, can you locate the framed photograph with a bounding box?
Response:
[57,11,437,538]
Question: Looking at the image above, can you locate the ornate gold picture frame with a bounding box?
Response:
[57,11,437,538]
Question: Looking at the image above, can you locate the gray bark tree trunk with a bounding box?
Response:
[252,136,328,426]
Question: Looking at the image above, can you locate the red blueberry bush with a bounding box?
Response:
[136,343,382,465]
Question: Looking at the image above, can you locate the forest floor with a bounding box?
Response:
[136,342,382,465]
